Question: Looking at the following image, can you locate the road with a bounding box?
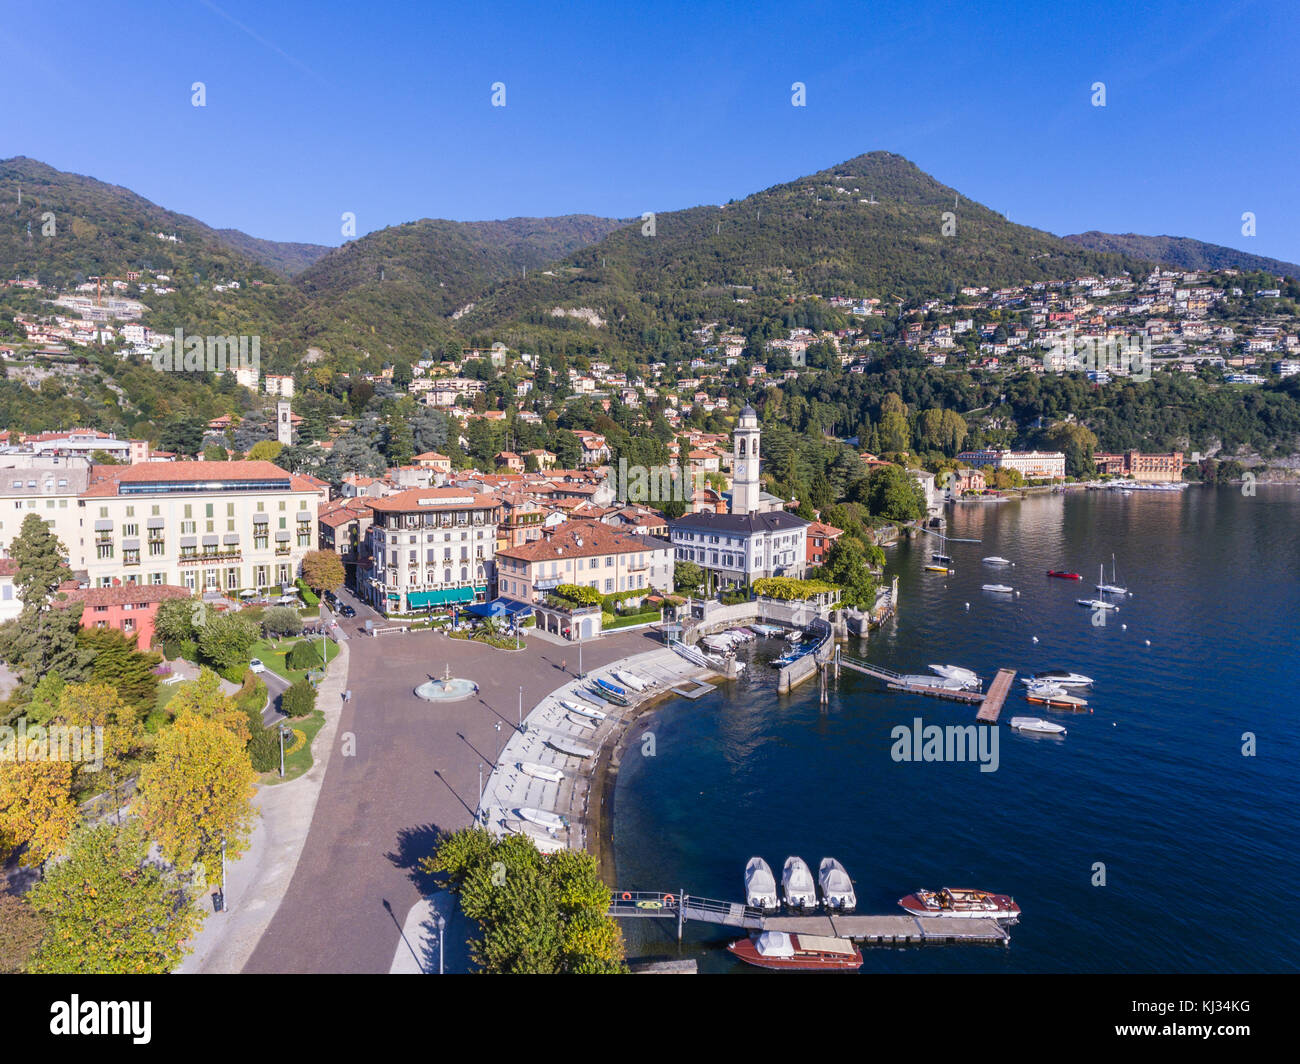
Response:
[242,590,659,974]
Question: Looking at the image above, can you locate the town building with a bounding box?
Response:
[0,455,92,563]
[494,521,673,604]
[59,584,192,650]
[361,487,501,613]
[955,448,1067,481]
[1092,450,1185,483]
[805,521,844,567]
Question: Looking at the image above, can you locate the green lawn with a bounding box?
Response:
[250,637,340,684]
[154,678,182,715]
[259,709,326,785]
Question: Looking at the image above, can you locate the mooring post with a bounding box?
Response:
[819,664,828,706]
[677,888,685,942]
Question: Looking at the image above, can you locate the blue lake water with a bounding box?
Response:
[612,485,1300,972]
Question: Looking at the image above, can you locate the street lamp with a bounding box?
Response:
[518,685,523,733]
[278,723,289,778]
[434,912,446,974]
[477,762,484,824]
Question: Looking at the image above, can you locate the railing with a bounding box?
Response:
[178,551,242,566]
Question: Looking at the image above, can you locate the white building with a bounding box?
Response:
[955,449,1067,481]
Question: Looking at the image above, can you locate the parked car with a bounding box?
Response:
[249,658,267,674]
[339,604,356,618]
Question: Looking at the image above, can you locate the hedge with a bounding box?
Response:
[286,639,321,670]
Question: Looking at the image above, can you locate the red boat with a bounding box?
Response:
[1046,570,1081,580]
[899,887,1021,921]
[727,931,863,971]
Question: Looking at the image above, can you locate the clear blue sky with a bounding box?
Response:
[2,0,1296,263]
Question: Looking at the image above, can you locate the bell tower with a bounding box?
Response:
[731,405,761,515]
[276,399,293,447]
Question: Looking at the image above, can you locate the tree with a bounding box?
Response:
[247,439,283,463]
[814,537,881,609]
[0,514,93,697]
[136,711,256,871]
[262,604,304,637]
[300,550,345,595]
[26,822,201,974]
[860,465,926,522]
[76,628,161,717]
[1043,421,1098,478]
[158,418,204,457]
[197,613,258,677]
[0,758,77,867]
[673,560,704,594]
[203,443,228,461]
[281,679,317,718]
[51,682,150,791]
[165,668,250,741]
[154,596,201,646]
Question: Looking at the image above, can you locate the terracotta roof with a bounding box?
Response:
[497,521,668,563]
[58,584,191,607]
[80,460,319,497]
[366,486,500,513]
[806,521,844,538]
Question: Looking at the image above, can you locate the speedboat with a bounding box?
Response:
[928,664,980,687]
[1009,716,1068,735]
[727,931,862,971]
[899,887,1021,921]
[750,623,783,637]
[744,857,780,911]
[516,807,566,831]
[702,633,735,652]
[782,856,818,910]
[818,858,857,912]
[1025,688,1089,709]
[560,698,606,720]
[786,630,805,645]
[900,673,972,691]
[1076,598,1119,611]
[1023,670,1093,688]
[1046,570,1081,580]
[518,761,564,783]
[982,556,1013,566]
[982,583,1014,593]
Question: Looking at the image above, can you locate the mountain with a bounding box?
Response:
[462,152,1151,349]
[214,229,331,276]
[1063,231,1300,281]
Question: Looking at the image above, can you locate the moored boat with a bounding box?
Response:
[924,563,954,574]
[1023,669,1093,688]
[982,556,1013,566]
[818,858,857,912]
[981,583,1014,593]
[782,856,818,910]
[928,664,980,687]
[744,857,780,911]
[1046,570,1081,580]
[1076,597,1119,611]
[727,931,862,971]
[1009,716,1068,735]
[899,887,1020,921]
[1025,689,1089,709]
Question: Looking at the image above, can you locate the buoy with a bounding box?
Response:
[1121,624,1127,630]
[1144,639,1151,646]
[1032,636,1039,643]
[965,602,970,610]
[622,891,632,901]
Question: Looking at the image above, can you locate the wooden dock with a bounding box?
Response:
[609,892,1012,945]
[976,668,1017,722]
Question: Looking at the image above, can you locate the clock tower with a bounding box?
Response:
[731,405,761,516]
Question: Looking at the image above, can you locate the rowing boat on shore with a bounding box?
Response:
[516,806,566,831]
[561,698,606,720]
[501,819,567,852]
[547,735,595,758]
[519,761,564,783]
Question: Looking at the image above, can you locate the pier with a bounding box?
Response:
[835,651,1015,719]
[608,892,1011,945]
[976,668,1016,723]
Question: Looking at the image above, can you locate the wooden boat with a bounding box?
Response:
[899,887,1020,921]
[727,931,862,971]
[518,761,564,783]
[560,698,606,720]
[1046,570,1081,580]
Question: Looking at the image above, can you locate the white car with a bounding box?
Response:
[249,658,267,674]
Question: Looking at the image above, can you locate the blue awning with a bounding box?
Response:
[464,597,533,619]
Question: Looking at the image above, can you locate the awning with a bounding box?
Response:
[202,535,219,547]
[146,517,165,529]
[223,533,240,545]
[407,586,475,608]
[180,536,198,548]
[94,519,113,531]
[275,530,291,541]
[253,513,269,524]
[464,597,533,619]
[121,538,140,550]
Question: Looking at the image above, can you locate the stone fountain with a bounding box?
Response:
[414,664,478,702]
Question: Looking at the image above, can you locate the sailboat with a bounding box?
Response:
[930,531,953,565]
[1077,565,1121,611]
[1096,554,1129,596]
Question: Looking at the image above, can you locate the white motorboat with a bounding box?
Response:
[501,819,567,853]
[560,698,606,720]
[702,633,737,652]
[744,857,780,911]
[982,583,1015,594]
[901,673,972,691]
[1009,716,1068,735]
[1022,670,1093,688]
[516,807,566,831]
[818,858,857,912]
[928,664,981,689]
[518,761,564,783]
[782,856,818,910]
[1076,598,1120,611]
[727,628,755,642]
[786,630,805,646]
[982,556,1013,566]
[1024,685,1089,709]
[613,670,648,692]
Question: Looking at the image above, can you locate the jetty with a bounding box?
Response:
[608,891,1011,945]
[835,651,1015,720]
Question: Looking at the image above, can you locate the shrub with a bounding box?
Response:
[144,710,168,734]
[294,579,320,607]
[248,728,280,773]
[234,673,269,716]
[263,605,303,637]
[286,639,322,671]
[281,679,317,719]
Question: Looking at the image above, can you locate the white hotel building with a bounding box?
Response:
[78,461,322,593]
[955,449,1067,481]
[361,487,502,614]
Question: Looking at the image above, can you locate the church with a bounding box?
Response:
[668,406,810,588]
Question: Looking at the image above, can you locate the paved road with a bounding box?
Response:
[243,608,659,973]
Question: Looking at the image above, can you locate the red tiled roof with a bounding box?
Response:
[58,584,191,607]
[366,486,500,513]
[497,521,664,563]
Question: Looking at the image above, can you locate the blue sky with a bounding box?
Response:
[2,0,1296,262]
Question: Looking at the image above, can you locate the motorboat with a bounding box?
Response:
[981,583,1015,594]
[923,563,954,574]
[1046,570,1081,580]
[726,627,755,642]
[900,673,971,691]
[818,858,857,912]
[982,556,1013,566]
[516,807,566,831]
[727,931,862,971]
[518,761,564,783]
[782,856,818,910]
[899,887,1021,921]
[560,698,606,720]
[786,629,805,645]
[1009,716,1068,735]
[547,735,595,758]
[928,664,980,687]
[1076,598,1119,611]
[1023,670,1093,688]
[1025,688,1089,709]
[744,857,780,911]
[613,670,648,692]
[702,633,736,652]
[750,623,783,637]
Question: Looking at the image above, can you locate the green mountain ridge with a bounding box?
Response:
[1063,231,1300,281]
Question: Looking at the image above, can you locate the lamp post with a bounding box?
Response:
[518,685,523,733]
[278,723,288,778]
[477,762,484,824]
[434,912,446,974]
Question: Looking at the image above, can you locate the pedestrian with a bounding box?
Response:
[561,658,567,673]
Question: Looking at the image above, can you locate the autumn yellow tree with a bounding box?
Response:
[165,668,250,743]
[0,758,78,867]
[135,712,256,871]
[51,683,148,791]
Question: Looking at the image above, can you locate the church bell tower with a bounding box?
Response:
[731,405,761,515]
